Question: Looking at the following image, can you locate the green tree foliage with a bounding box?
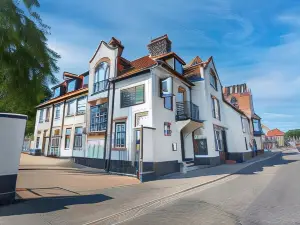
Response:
[284,129,300,139]
[0,0,59,136]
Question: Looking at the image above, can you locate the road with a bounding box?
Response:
[118,150,300,225]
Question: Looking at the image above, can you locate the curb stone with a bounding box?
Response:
[83,151,281,225]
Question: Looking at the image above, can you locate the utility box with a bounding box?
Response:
[0,113,27,205]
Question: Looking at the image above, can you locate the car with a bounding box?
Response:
[29,148,42,156]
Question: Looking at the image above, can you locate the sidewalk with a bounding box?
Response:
[0,150,282,225]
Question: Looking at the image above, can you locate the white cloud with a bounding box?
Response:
[263,113,294,119]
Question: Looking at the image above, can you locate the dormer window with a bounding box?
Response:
[67,80,76,92]
[83,75,89,88]
[94,62,110,93]
[174,59,183,74]
[209,69,218,91]
[53,87,60,98]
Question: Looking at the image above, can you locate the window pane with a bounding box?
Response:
[164,96,172,110]
[75,127,83,134]
[83,75,89,87]
[77,97,86,114]
[135,85,144,103]
[53,87,60,98]
[67,80,76,92]
[66,128,71,135]
[175,59,183,74]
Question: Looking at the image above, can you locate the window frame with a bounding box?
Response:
[73,127,83,150]
[164,122,172,136]
[66,100,76,116]
[76,96,86,115]
[83,75,89,88]
[120,84,145,108]
[211,96,221,120]
[54,105,60,119]
[67,79,76,93]
[64,128,72,149]
[93,62,110,94]
[90,103,108,132]
[114,122,126,148]
[164,96,173,110]
[214,129,222,151]
[245,137,248,150]
[209,69,218,91]
[39,109,44,123]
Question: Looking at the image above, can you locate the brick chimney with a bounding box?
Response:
[147,34,172,57]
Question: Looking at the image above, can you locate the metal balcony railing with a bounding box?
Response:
[93,79,109,93]
[176,101,200,121]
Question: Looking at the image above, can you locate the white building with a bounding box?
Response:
[34,72,89,157]
[34,35,259,180]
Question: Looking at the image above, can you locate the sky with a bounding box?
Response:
[37,0,300,132]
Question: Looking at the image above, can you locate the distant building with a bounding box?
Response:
[223,83,264,154]
[266,129,285,147]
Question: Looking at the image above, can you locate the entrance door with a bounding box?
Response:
[219,130,228,162]
[41,130,47,155]
[134,129,141,175]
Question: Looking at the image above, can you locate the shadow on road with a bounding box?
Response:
[160,152,299,180]
[0,194,113,217]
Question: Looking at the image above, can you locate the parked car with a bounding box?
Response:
[29,148,42,156]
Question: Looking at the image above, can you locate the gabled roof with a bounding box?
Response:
[152,52,186,65]
[116,56,157,80]
[36,88,88,108]
[266,128,284,137]
[186,56,202,67]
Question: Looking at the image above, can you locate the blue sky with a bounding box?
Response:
[38,0,300,131]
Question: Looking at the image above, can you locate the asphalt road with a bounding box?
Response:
[119,150,300,225]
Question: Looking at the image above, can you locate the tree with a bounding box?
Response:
[0,0,60,136]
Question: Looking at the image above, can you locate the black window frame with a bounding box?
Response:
[120,84,145,108]
[164,96,173,110]
[90,103,108,132]
[73,127,83,150]
[115,122,126,148]
[245,137,248,150]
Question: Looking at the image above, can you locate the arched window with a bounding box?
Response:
[94,62,110,93]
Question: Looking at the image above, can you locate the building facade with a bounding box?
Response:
[223,84,264,155]
[34,35,262,180]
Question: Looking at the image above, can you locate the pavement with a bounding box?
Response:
[118,148,300,225]
[0,149,287,225]
[16,154,140,199]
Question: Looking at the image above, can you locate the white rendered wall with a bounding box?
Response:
[0,114,27,176]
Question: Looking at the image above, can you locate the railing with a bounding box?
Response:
[93,79,109,93]
[176,101,200,121]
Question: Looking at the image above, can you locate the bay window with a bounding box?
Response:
[90,103,108,132]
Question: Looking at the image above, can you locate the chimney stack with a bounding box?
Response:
[147,34,172,57]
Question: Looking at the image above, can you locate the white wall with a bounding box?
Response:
[224,103,251,153]
[88,42,118,102]
[0,115,27,176]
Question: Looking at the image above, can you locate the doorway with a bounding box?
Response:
[41,130,47,155]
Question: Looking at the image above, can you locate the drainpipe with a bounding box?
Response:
[60,100,67,157]
[103,79,111,168]
[139,125,144,181]
[106,80,115,172]
[47,104,55,156]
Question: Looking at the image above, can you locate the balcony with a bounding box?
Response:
[93,79,109,94]
[175,101,200,122]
